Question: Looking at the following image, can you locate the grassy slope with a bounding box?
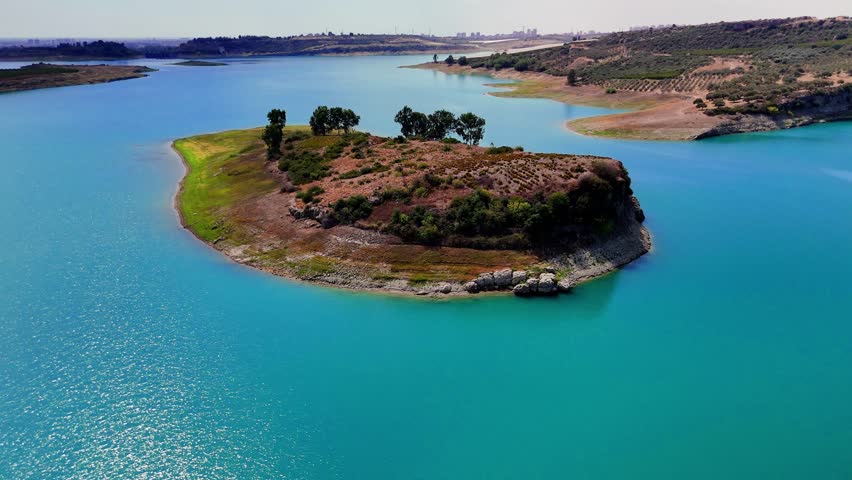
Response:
[174,127,280,242]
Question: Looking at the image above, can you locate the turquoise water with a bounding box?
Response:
[1,55,851,478]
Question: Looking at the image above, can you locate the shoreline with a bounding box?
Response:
[410,62,852,141]
[171,130,651,298]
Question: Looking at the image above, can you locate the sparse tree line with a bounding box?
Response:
[262,105,486,163]
[394,106,486,145]
[261,106,361,159]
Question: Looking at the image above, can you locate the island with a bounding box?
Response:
[411,17,852,140]
[0,63,155,93]
[171,60,227,67]
[173,107,650,297]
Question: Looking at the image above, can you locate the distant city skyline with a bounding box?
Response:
[1,0,848,38]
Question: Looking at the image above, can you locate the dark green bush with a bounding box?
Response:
[278,151,330,184]
[296,185,324,203]
[331,195,373,224]
[486,146,514,154]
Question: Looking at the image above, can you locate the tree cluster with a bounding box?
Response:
[393,106,486,145]
[385,166,629,249]
[309,106,361,136]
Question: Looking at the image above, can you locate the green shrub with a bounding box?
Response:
[284,130,311,143]
[338,162,389,179]
[296,185,325,203]
[486,146,514,154]
[331,195,373,224]
[278,151,330,184]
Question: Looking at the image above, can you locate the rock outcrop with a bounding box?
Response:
[462,268,576,297]
[289,203,337,228]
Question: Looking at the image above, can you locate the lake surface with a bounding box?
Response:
[1,55,851,479]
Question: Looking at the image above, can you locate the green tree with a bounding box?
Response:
[454,112,486,145]
[445,55,455,65]
[411,111,430,137]
[328,107,345,134]
[262,108,286,159]
[457,56,468,66]
[433,54,438,64]
[262,124,284,159]
[267,108,287,126]
[427,110,456,140]
[394,106,415,137]
[566,69,577,85]
[340,108,360,134]
[310,106,330,135]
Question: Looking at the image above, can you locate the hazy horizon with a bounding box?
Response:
[1,0,849,38]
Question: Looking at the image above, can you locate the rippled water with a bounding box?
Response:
[1,55,851,478]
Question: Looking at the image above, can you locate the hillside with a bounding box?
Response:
[174,124,649,296]
[423,17,852,139]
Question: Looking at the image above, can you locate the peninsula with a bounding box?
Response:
[174,107,650,297]
[0,63,154,93]
[412,17,852,140]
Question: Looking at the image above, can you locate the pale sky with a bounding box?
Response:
[1,0,849,38]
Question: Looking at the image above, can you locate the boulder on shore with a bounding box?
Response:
[493,268,513,288]
[557,278,573,292]
[538,273,556,294]
[463,281,480,293]
[511,270,527,285]
[475,272,495,290]
[512,283,530,296]
[525,277,539,293]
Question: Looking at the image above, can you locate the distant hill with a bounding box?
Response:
[0,40,137,60]
[0,35,483,60]
[158,34,479,57]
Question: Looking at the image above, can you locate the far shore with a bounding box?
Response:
[410,62,852,141]
[408,62,723,141]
